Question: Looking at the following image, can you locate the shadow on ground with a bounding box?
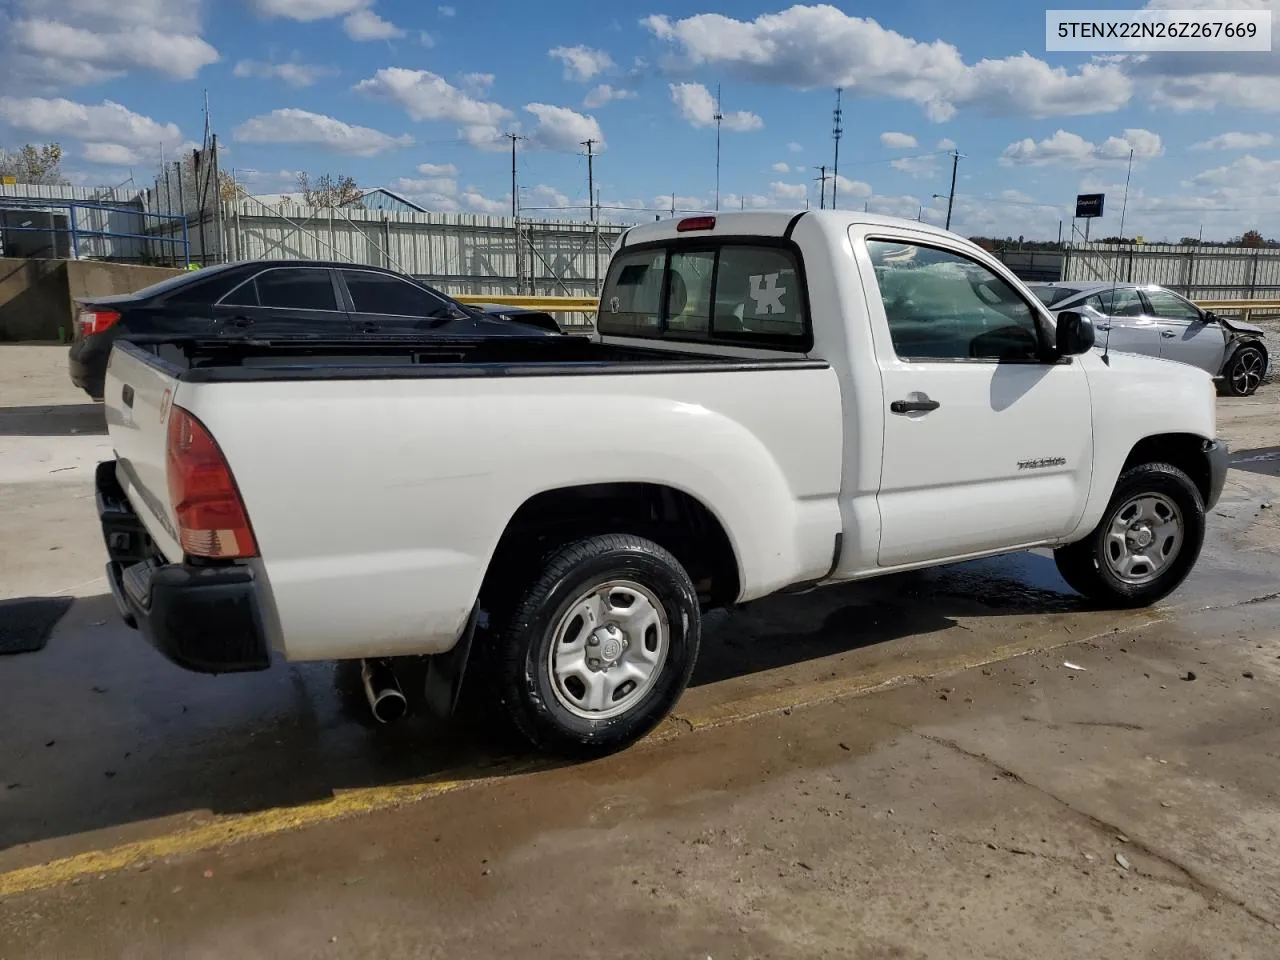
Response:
[0,553,1088,854]
[1231,447,1280,479]
[0,403,106,437]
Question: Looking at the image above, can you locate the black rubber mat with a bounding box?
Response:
[0,597,73,655]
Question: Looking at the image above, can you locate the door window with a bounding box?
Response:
[666,251,714,335]
[598,249,666,336]
[343,271,450,317]
[1143,288,1202,322]
[244,269,339,311]
[1094,287,1144,317]
[866,240,1043,361]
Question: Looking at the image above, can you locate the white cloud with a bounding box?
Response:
[417,161,457,176]
[12,14,218,81]
[834,174,872,198]
[583,84,638,108]
[1001,128,1164,167]
[393,175,457,196]
[524,183,572,210]
[461,187,510,215]
[771,161,790,173]
[235,168,305,194]
[770,181,807,201]
[787,141,803,153]
[525,103,604,151]
[723,193,772,209]
[936,137,957,150]
[1191,131,1275,151]
[549,45,614,82]
[83,142,142,165]
[669,83,763,132]
[343,8,405,40]
[354,68,511,135]
[891,155,940,178]
[233,108,413,156]
[0,96,183,151]
[460,72,495,95]
[1190,154,1280,189]
[645,7,1131,120]
[252,0,369,20]
[233,59,332,88]
[880,131,917,149]
[438,4,455,15]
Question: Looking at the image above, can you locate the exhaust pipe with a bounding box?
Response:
[361,658,408,724]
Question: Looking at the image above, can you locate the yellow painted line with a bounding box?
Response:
[0,612,1171,899]
[0,771,521,900]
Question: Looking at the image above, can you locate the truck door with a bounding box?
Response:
[852,230,1094,567]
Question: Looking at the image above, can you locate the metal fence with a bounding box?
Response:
[1063,242,1280,300]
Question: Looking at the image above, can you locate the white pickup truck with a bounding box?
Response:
[97,211,1227,755]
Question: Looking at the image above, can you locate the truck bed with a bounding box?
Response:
[123,335,823,383]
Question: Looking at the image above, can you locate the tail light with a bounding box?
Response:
[677,216,716,232]
[166,406,259,559]
[78,309,120,336]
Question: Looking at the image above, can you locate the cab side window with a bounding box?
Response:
[866,240,1043,362]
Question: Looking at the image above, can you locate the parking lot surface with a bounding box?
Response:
[1,345,1278,958]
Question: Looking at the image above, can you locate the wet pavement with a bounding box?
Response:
[1,345,1279,958]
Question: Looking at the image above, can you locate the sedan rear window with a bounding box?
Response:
[1027,284,1080,307]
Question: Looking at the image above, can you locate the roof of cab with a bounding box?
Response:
[618,209,963,248]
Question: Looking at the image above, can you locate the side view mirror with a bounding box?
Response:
[1056,310,1096,356]
[1202,310,1219,324]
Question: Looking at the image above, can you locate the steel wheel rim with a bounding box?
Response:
[547,579,670,721]
[1231,350,1263,394]
[1103,493,1184,585]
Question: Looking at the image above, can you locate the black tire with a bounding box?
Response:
[490,534,700,757]
[1053,462,1205,608]
[1222,345,1267,397]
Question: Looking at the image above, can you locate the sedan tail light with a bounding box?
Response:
[78,309,121,336]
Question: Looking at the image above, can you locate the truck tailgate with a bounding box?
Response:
[103,343,183,561]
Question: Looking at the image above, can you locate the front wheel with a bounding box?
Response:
[1054,462,1205,608]
[1222,345,1267,397]
[491,534,701,757]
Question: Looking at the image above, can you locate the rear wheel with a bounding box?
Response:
[1054,462,1205,608]
[490,534,700,757]
[1222,345,1267,397]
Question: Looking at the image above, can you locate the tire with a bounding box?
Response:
[1053,462,1205,608]
[490,534,700,757]
[1222,345,1267,397]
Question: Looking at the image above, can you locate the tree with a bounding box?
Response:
[296,172,363,208]
[0,142,69,185]
[157,149,244,213]
[1178,236,1200,246]
[1237,229,1265,248]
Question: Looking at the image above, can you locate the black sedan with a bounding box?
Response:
[69,260,559,399]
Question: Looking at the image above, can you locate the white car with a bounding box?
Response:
[1028,281,1270,396]
[96,211,1227,755]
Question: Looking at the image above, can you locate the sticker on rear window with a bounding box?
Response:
[749,273,787,315]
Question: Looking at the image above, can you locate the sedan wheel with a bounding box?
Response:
[1225,346,1266,397]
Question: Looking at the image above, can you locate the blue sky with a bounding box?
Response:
[2,0,1279,241]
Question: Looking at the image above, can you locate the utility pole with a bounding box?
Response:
[814,165,828,210]
[581,138,597,221]
[713,84,723,211]
[944,150,961,231]
[211,132,225,263]
[831,87,843,209]
[670,192,676,218]
[504,133,525,219]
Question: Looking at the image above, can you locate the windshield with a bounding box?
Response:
[1026,284,1080,307]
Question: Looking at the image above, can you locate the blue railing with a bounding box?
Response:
[0,197,190,266]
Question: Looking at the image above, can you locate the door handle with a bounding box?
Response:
[121,384,134,408]
[890,398,941,414]
[1161,329,1176,338]
[361,323,381,333]
[1095,323,1112,331]
[228,315,254,328]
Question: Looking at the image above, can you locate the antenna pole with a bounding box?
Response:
[815,165,827,209]
[1101,148,1135,367]
[503,132,525,218]
[713,84,723,211]
[944,150,961,230]
[831,87,843,208]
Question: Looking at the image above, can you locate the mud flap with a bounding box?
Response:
[423,603,480,718]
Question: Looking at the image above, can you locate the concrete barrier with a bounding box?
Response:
[0,259,181,342]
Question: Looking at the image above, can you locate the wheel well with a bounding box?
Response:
[1123,434,1212,503]
[482,483,741,609]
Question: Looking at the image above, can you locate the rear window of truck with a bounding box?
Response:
[598,242,810,350]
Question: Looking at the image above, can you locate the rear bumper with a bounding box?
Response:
[1204,439,1229,511]
[96,460,271,674]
